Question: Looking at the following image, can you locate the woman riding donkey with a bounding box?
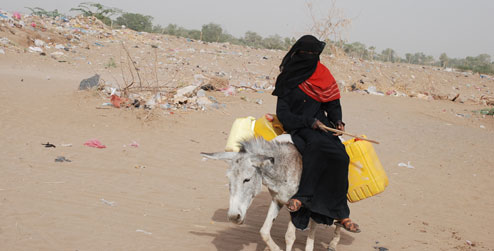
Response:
[273,35,360,233]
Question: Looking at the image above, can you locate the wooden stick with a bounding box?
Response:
[320,125,380,144]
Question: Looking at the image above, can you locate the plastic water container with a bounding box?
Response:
[343,136,388,203]
[254,114,285,141]
[225,116,256,152]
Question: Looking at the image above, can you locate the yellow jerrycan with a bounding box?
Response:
[225,116,256,152]
[254,114,285,141]
[343,136,388,203]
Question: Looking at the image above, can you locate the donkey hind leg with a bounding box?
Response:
[328,225,341,251]
[285,221,296,251]
[305,218,317,251]
[260,200,282,251]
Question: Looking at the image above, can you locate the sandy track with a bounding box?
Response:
[1,54,493,251]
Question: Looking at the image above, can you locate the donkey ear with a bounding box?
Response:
[251,154,275,168]
[201,152,238,161]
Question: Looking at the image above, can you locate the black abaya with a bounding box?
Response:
[276,88,350,230]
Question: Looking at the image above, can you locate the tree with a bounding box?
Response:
[201,23,223,42]
[261,35,284,50]
[284,37,296,50]
[381,48,397,62]
[163,24,178,35]
[343,42,367,59]
[26,7,63,18]
[405,53,412,64]
[70,2,121,26]
[368,46,376,60]
[116,13,153,32]
[439,53,449,67]
[243,31,263,48]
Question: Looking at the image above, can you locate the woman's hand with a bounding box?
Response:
[333,121,345,136]
[312,119,329,132]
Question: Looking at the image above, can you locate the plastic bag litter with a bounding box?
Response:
[136,229,152,235]
[101,198,116,206]
[29,46,43,53]
[84,139,106,148]
[221,86,236,96]
[398,161,414,169]
[55,156,71,162]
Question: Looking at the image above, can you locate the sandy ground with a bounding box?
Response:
[1,50,494,251]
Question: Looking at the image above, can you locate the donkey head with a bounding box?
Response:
[201,151,274,224]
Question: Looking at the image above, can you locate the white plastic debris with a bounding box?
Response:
[101,198,116,207]
[51,51,64,56]
[197,96,212,106]
[367,86,384,96]
[136,229,152,235]
[34,39,46,47]
[176,85,197,97]
[196,89,206,97]
[28,46,43,53]
[0,37,10,45]
[398,161,414,169]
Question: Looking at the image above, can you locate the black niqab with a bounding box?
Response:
[272,35,326,97]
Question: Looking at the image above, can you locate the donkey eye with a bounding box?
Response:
[243,178,251,183]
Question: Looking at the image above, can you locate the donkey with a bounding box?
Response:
[201,137,342,251]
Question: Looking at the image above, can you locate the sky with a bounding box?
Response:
[2,0,493,59]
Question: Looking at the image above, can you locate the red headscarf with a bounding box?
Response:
[298,61,340,102]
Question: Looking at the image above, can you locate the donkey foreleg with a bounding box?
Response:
[285,221,296,251]
[305,218,317,251]
[260,200,282,251]
[328,225,341,251]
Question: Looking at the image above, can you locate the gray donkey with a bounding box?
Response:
[201,137,342,251]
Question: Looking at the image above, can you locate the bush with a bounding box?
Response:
[201,23,223,42]
[116,13,153,32]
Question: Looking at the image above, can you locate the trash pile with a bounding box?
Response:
[1,8,493,110]
[331,57,494,105]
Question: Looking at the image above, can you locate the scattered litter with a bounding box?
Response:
[28,46,43,53]
[134,165,146,169]
[130,141,139,147]
[50,51,64,57]
[110,94,123,108]
[55,156,72,162]
[136,229,152,235]
[42,142,56,148]
[373,246,389,251]
[13,12,21,20]
[34,39,45,47]
[366,86,384,96]
[79,74,100,90]
[60,143,72,147]
[398,161,414,169]
[221,86,236,96]
[466,240,475,246]
[84,139,106,148]
[0,37,9,45]
[480,125,486,129]
[0,49,4,55]
[101,198,116,207]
